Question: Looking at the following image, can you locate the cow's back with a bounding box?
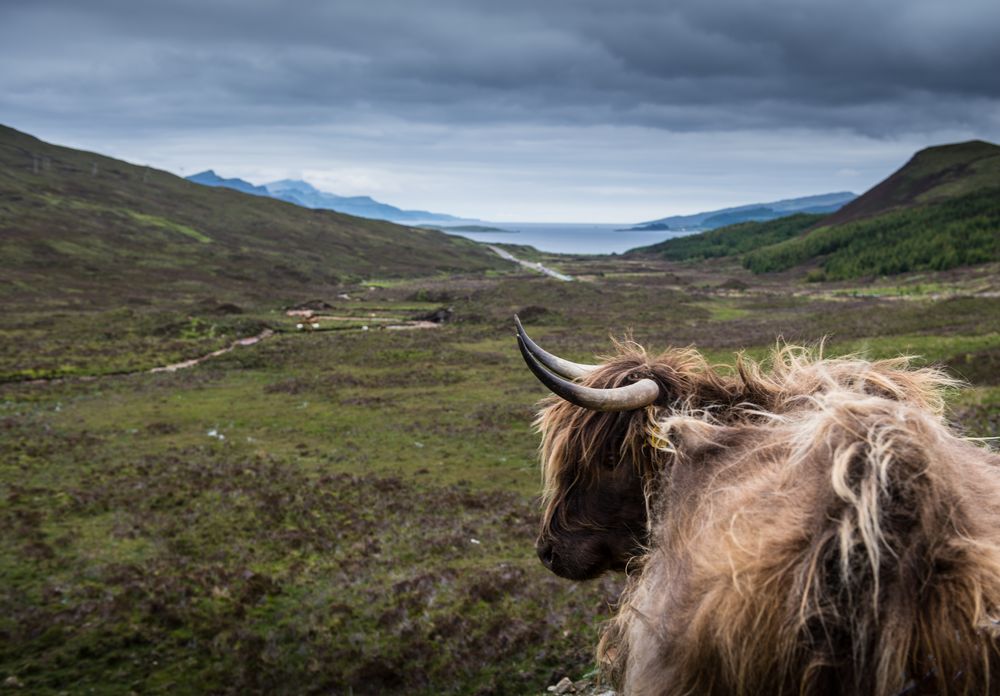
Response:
[606,394,1000,695]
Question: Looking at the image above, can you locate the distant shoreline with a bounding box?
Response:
[423,222,686,254]
[422,224,517,233]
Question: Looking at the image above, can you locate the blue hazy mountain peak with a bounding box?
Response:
[187,170,270,197]
[265,179,321,195]
[631,191,858,231]
[185,173,463,223]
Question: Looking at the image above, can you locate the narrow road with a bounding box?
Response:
[487,245,573,281]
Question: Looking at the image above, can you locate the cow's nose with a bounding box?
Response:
[536,540,556,570]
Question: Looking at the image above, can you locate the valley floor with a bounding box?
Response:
[2,254,999,694]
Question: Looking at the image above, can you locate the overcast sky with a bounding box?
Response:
[2,0,998,222]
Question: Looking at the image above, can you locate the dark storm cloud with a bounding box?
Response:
[2,0,998,136]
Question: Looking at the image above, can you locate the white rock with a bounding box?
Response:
[551,677,575,695]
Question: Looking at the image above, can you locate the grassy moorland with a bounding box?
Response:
[3,248,1000,694]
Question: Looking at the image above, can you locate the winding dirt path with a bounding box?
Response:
[149,329,274,373]
[19,329,276,386]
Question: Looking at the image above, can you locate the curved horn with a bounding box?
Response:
[517,335,660,412]
[514,315,597,380]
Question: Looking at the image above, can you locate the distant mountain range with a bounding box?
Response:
[629,140,1000,280]
[627,192,858,231]
[186,170,271,197]
[186,170,463,224]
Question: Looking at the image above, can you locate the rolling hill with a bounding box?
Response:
[0,125,510,309]
[630,140,1000,279]
[820,140,1000,228]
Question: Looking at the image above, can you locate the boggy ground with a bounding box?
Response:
[2,254,999,694]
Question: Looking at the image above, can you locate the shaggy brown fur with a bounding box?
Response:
[533,343,1000,695]
[534,342,739,580]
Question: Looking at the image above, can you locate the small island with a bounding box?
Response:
[619,222,672,231]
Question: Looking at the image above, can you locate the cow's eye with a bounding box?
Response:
[604,452,618,469]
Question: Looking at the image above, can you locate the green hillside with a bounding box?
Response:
[0,125,509,309]
[744,186,1000,279]
[629,140,1000,279]
[627,213,823,260]
[821,140,1000,227]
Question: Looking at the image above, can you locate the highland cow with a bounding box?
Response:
[515,316,1000,695]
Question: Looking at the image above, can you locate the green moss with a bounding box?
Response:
[692,300,751,321]
[122,210,212,243]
